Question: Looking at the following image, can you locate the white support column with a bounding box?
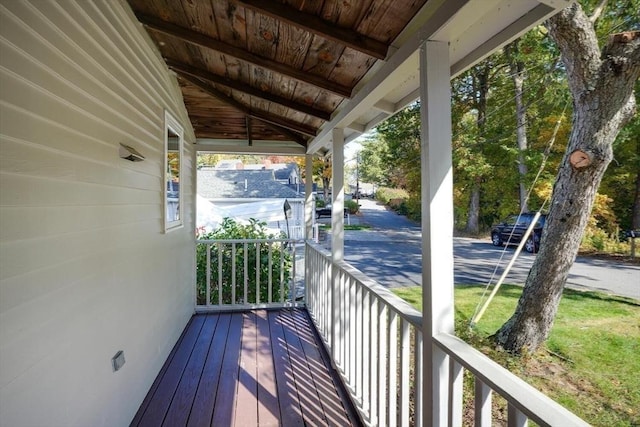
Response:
[304,152,314,307]
[331,128,345,262]
[305,153,314,240]
[419,40,455,427]
[330,128,345,363]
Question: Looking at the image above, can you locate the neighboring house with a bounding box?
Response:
[214,159,244,169]
[244,161,303,193]
[197,169,305,238]
[234,161,301,185]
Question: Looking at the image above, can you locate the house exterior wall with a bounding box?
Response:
[0,1,195,426]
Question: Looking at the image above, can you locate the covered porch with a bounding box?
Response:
[0,0,589,426]
[131,309,359,426]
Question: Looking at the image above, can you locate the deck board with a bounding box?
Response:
[131,308,360,427]
[138,315,206,427]
[187,313,231,427]
[164,315,219,426]
[235,312,258,426]
[211,312,244,426]
[256,310,280,426]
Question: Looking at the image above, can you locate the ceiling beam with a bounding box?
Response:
[166,58,331,121]
[308,0,471,154]
[234,0,389,60]
[194,142,306,155]
[179,73,313,143]
[373,100,396,114]
[135,12,352,98]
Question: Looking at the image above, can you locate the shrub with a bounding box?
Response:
[376,187,409,204]
[344,199,360,214]
[196,218,292,305]
[580,226,630,254]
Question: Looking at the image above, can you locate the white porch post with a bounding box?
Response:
[331,128,345,362]
[304,152,314,307]
[331,129,345,261]
[305,153,314,240]
[420,41,456,426]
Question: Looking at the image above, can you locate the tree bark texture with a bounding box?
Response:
[465,65,490,234]
[466,183,480,233]
[496,4,640,353]
[633,138,640,229]
[505,41,529,213]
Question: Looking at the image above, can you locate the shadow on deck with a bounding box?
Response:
[131,308,361,426]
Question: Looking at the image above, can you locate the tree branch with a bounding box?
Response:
[589,0,608,24]
[545,3,601,96]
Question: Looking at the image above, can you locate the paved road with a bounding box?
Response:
[330,199,640,300]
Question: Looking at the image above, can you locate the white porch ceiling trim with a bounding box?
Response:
[194,140,306,155]
[450,3,557,76]
[308,0,471,154]
[308,0,570,155]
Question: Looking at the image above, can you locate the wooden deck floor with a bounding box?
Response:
[131,308,360,427]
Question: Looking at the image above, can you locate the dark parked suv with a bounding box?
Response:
[491,213,547,253]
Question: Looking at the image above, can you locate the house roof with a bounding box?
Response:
[273,163,299,180]
[198,169,302,199]
[126,0,570,156]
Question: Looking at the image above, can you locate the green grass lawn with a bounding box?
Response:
[393,285,640,427]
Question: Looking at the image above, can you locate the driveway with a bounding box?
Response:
[337,199,640,300]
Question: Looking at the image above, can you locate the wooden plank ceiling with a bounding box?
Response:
[127,0,428,149]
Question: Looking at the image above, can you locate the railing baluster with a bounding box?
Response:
[362,289,370,417]
[449,358,464,427]
[414,331,423,427]
[350,276,356,389]
[339,269,346,371]
[389,310,399,427]
[291,243,296,302]
[280,242,284,302]
[378,302,388,427]
[244,243,248,304]
[256,242,260,304]
[268,242,273,303]
[475,378,492,427]
[217,243,223,306]
[205,242,211,306]
[400,318,410,427]
[508,403,528,427]
[231,243,236,304]
[370,297,379,427]
[355,283,363,404]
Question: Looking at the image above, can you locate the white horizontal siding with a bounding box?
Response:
[0,1,196,426]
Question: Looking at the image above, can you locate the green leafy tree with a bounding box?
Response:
[601,81,640,231]
[196,219,292,305]
[358,134,391,187]
[378,103,422,193]
[313,155,332,202]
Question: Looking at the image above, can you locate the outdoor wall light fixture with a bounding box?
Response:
[119,143,145,162]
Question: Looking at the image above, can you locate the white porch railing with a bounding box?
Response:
[195,238,304,312]
[305,241,589,427]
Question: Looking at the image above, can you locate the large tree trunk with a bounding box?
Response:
[466,183,480,233]
[465,65,490,234]
[505,41,529,213]
[633,138,640,230]
[496,4,640,353]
